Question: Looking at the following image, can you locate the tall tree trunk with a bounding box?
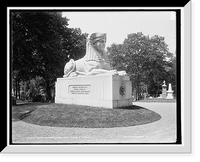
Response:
[136,82,140,100]
[18,80,20,99]
[15,79,17,99]
[45,79,52,102]
[136,74,140,101]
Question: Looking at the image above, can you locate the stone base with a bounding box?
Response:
[166,91,174,99]
[161,93,167,99]
[55,74,132,108]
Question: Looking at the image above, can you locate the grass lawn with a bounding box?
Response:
[19,103,161,128]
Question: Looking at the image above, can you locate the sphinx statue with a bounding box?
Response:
[63,32,126,77]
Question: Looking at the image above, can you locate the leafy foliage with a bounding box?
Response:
[26,76,46,102]
[11,11,87,100]
[107,32,176,99]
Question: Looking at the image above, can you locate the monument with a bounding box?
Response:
[166,83,174,99]
[55,32,132,108]
[161,80,167,99]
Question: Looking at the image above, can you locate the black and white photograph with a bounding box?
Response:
[3,2,192,154]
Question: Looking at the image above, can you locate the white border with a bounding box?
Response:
[3,3,191,153]
[182,1,192,152]
[181,6,185,149]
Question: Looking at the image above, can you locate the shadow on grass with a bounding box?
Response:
[18,103,162,128]
[13,101,51,107]
[12,102,51,122]
[116,105,147,110]
[19,109,37,120]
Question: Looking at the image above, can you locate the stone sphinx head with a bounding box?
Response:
[89,32,106,53]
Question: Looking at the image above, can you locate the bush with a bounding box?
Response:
[32,95,42,102]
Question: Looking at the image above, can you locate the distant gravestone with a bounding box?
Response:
[166,83,174,99]
[161,80,167,99]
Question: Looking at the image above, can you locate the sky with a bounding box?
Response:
[62,11,176,53]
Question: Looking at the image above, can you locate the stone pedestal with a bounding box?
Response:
[161,83,167,99]
[55,74,132,108]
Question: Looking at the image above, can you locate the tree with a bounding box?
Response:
[107,44,124,70]
[11,11,86,101]
[26,76,46,101]
[61,28,87,60]
[163,55,176,97]
[107,32,175,100]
